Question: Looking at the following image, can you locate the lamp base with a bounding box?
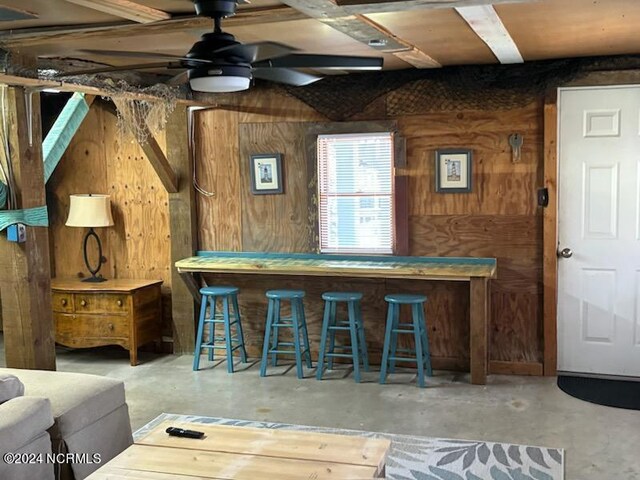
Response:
[82,275,107,283]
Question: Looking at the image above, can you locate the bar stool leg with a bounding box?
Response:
[260,299,275,377]
[270,299,281,367]
[299,300,313,368]
[193,295,208,371]
[389,304,400,373]
[379,303,395,384]
[316,300,332,380]
[419,307,433,376]
[231,295,248,363]
[222,296,234,374]
[355,301,370,372]
[327,301,337,370]
[347,301,361,383]
[291,300,304,379]
[207,296,217,362]
[412,304,426,388]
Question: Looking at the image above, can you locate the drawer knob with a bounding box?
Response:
[61,299,67,306]
[80,300,87,307]
[108,323,114,331]
[117,300,123,307]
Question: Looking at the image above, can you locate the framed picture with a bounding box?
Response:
[435,149,472,193]
[249,153,284,195]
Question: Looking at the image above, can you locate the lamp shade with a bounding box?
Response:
[65,194,114,228]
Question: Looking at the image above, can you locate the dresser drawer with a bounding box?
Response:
[74,293,129,315]
[52,292,73,313]
[54,313,130,340]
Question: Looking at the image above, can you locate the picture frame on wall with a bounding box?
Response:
[435,149,472,193]
[250,153,284,195]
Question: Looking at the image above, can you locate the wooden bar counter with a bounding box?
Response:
[176,252,497,384]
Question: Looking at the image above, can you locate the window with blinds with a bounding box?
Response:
[317,132,394,254]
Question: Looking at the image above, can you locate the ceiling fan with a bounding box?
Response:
[59,0,384,93]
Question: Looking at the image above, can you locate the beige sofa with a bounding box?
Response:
[0,368,133,480]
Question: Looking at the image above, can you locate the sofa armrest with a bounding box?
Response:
[0,397,54,454]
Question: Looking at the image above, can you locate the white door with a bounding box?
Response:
[558,86,640,377]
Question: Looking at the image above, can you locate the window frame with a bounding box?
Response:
[305,121,408,256]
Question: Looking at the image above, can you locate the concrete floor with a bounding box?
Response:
[2,339,639,479]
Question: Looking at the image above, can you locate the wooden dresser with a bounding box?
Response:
[51,278,163,366]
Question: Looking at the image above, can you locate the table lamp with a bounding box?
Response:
[65,194,114,282]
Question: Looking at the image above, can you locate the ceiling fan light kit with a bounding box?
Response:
[189,65,251,92]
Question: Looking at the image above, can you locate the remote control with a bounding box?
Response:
[166,427,205,439]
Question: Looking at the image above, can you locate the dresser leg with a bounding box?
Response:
[130,349,138,366]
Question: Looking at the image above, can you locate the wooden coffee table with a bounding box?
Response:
[86,420,391,479]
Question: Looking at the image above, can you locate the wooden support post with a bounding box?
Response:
[469,276,489,385]
[543,90,559,376]
[166,106,197,354]
[0,86,56,370]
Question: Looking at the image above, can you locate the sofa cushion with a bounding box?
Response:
[0,396,54,454]
[0,374,24,404]
[0,368,125,439]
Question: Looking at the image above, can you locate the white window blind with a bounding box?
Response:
[317,132,394,254]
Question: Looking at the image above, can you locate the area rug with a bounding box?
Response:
[558,375,640,410]
[136,413,564,480]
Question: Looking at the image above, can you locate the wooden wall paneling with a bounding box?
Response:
[48,102,109,279]
[543,90,558,376]
[0,87,56,370]
[167,106,197,354]
[195,109,242,251]
[239,122,312,252]
[237,88,327,124]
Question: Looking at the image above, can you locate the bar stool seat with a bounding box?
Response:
[380,293,432,388]
[193,285,248,373]
[317,291,369,383]
[385,293,427,304]
[200,286,239,296]
[266,290,305,299]
[322,292,363,302]
[260,289,312,379]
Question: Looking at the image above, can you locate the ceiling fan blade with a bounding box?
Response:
[254,54,383,71]
[213,42,297,63]
[57,62,177,77]
[80,49,211,64]
[252,68,322,87]
[167,70,189,86]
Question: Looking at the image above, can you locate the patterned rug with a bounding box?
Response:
[136,414,564,480]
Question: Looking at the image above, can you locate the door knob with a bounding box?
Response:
[558,247,573,258]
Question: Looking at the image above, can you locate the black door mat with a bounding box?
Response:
[557,375,640,410]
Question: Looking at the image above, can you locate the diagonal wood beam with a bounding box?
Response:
[280,0,441,68]
[0,6,306,49]
[61,0,170,23]
[139,130,179,193]
[335,0,538,14]
[455,4,523,64]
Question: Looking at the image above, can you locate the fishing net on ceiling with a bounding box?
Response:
[282,55,640,120]
[97,80,179,144]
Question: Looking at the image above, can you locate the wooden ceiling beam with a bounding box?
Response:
[281,0,441,68]
[0,6,307,49]
[61,0,170,24]
[455,4,523,63]
[335,0,537,14]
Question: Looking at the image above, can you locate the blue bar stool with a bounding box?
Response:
[193,286,248,373]
[379,294,432,388]
[260,290,312,379]
[316,292,370,383]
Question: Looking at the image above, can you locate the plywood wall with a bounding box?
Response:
[194,89,544,372]
[47,101,173,337]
